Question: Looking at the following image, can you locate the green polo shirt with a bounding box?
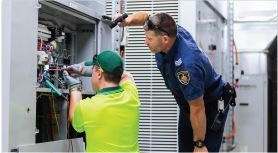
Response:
[72,80,140,152]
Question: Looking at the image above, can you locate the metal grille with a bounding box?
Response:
[105,0,112,16]
[106,0,179,152]
[125,0,179,152]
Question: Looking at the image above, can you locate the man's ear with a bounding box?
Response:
[162,35,169,43]
[91,66,96,77]
[97,69,103,80]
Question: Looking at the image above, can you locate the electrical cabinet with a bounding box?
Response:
[3,0,113,151]
[234,53,268,152]
[196,1,225,74]
[232,19,277,152]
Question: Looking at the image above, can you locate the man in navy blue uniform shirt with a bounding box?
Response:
[117,12,229,152]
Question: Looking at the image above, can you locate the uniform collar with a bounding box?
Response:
[161,36,179,62]
[97,86,123,95]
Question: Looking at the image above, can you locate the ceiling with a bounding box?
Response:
[207,0,277,50]
[234,0,277,22]
[208,0,277,22]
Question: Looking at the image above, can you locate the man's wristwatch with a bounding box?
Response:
[194,140,205,148]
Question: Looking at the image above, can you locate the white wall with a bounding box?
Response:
[179,1,196,39]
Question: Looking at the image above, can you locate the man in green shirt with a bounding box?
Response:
[63,50,140,152]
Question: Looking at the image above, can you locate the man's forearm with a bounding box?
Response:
[189,97,206,142]
[126,11,149,26]
[69,90,82,123]
[190,107,206,141]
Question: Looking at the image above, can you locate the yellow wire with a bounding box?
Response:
[51,92,60,134]
[37,93,60,139]
[36,93,51,100]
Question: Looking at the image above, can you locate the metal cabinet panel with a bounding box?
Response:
[234,52,268,152]
[235,74,268,152]
[8,0,38,150]
[17,138,85,152]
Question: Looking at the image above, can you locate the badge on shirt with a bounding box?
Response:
[177,71,190,85]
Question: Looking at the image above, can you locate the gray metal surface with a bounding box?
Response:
[235,74,268,152]
[196,1,225,74]
[73,0,105,16]
[237,52,268,75]
[111,0,121,53]
[50,0,104,20]
[2,0,12,151]
[17,138,85,152]
[226,0,234,84]
[97,21,113,52]
[223,1,235,151]
[232,52,268,152]
[96,0,113,53]
[75,24,96,92]
[39,2,96,25]
[204,0,227,22]
[4,0,38,151]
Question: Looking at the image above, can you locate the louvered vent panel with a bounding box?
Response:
[105,0,112,16]
[125,0,179,152]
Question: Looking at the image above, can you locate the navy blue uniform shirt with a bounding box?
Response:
[155,25,224,108]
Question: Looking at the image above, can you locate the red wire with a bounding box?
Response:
[233,40,239,65]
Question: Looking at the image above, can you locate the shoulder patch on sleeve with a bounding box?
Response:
[177,71,190,85]
[175,58,182,66]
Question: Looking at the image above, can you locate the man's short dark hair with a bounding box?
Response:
[145,12,177,37]
[102,67,123,84]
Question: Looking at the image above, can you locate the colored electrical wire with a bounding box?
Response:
[48,68,63,71]
[38,74,73,150]
[36,93,52,100]
[233,40,239,65]
[66,94,73,152]
[39,36,43,50]
[51,92,60,134]
[36,92,61,141]
[224,113,237,140]
[48,95,55,140]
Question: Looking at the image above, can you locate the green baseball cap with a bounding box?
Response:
[85,50,124,77]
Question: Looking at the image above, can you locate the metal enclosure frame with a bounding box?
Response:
[5,0,38,150]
